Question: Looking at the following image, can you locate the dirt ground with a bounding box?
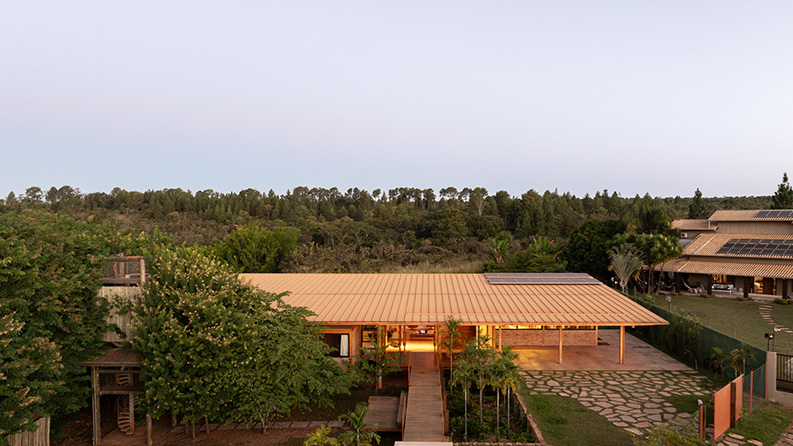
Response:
[52,374,408,446]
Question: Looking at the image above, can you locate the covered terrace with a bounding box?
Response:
[241,273,668,366]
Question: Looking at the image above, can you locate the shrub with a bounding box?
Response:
[699,293,712,298]
[775,298,792,305]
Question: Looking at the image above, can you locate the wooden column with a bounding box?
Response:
[92,367,101,445]
[146,415,153,446]
[498,326,503,352]
[744,277,751,298]
[594,326,598,346]
[140,258,146,285]
[558,326,563,364]
[619,326,625,365]
[674,273,682,293]
[129,393,135,434]
[706,275,713,295]
[783,279,789,300]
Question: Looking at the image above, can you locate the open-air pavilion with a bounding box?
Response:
[241,272,668,366]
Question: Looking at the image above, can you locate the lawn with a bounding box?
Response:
[517,383,634,446]
[650,294,793,354]
[727,400,793,445]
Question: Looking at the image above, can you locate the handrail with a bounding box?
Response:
[401,392,408,438]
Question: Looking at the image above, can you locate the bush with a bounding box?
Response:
[775,298,792,305]
[699,293,712,298]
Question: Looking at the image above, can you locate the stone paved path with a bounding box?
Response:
[759,304,793,334]
[522,370,783,446]
[521,370,706,437]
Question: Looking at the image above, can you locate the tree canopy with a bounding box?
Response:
[131,247,351,428]
[772,173,793,210]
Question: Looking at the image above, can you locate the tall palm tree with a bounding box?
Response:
[499,347,521,434]
[608,243,643,293]
[450,360,475,441]
[441,317,464,392]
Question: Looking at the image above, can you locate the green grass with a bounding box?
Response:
[653,294,793,354]
[518,384,634,446]
[727,400,793,445]
[666,393,710,414]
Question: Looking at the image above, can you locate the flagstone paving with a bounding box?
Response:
[522,369,783,446]
[521,370,708,437]
[759,304,793,335]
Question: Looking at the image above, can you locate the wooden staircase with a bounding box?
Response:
[116,373,136,435]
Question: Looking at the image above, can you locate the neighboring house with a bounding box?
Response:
[241,272,667,365]
[663,210,793,298]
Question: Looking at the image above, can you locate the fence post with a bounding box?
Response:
[730,380,737,428]
[767,352,777,402]
[699,401,706,439]
[750,370,754,412]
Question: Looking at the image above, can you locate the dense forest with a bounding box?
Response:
[0,185,775,275]
[1,180,789,441]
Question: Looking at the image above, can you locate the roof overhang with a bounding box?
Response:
[240,273,668,327]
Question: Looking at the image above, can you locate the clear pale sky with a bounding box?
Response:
[2,2,792,199]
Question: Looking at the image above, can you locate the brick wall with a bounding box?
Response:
[501,329,596,347]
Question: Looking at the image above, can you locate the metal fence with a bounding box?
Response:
[743,363,767,411]
[777,353,793,392]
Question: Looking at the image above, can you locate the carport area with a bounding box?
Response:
[515,329,691,371]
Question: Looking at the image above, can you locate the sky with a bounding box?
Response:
[1,1,792,200]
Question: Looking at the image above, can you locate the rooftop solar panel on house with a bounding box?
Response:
[484,272,601,285]
[716,238,793,257]
[755,210,793,218]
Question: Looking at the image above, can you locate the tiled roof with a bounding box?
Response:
[240,273,668,327]
[659,258,793,279]
[671,219,714,231]
[709,210,793,222]
[683,233,793,259]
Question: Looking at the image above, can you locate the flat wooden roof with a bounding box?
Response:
[241,273,668,327]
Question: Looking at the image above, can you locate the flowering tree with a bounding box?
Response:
[132,248,350,430]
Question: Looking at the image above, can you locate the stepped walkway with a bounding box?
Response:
[401,352,444,442]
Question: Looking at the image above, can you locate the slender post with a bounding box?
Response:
[146,415,153,446]
[558,326,563,364]
[129,394,135,434]
[619,326,625,365]
[140,258,146,285]
[594,326,598,346]
[750,370,754,411]
[92,367,101,446]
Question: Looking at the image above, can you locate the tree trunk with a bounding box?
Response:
[260,416,267,434]
[464,388,468,441]
[479,376,484,424]
[496,391,500,439]
[507,390,511,433]
[205,416,210,434]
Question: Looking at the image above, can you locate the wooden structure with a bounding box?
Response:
[79,348,151,446]
[242,273,668,366]
[5,417,50,446]
[101,256,148,286]
[402,352,444,442]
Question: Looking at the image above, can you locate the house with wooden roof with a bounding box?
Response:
[663,210,793,298]
[241,272,667,365]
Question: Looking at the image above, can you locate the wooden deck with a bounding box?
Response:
[365,396,401,431]
[401,352,444,442]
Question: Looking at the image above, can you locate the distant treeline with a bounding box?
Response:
[1,185,772,273]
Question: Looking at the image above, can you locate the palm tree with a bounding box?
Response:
[305,425,339,446]
[338,403,380,446]
[450,360,475,441]
[499,347,521,434]
[608,243,643,293]
[462,335,497,424]
[441,317,465,392]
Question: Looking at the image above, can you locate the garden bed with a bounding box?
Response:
[445,375,539,443]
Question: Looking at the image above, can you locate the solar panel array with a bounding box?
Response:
[716,238,793,257]
[484,273,601,285]
[755,210,793,218]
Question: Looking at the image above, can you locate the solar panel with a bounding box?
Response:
[716,238,793,257]
[484,273,601,285]
[755,210,793,218]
